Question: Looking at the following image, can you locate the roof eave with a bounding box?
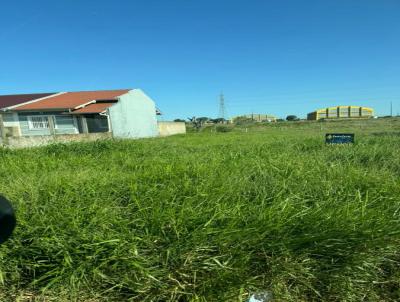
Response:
[3,92,66,111]
[13,108,72,112]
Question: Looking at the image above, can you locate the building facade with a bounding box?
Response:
[232,114,277,123]
[307,106,374,121]
[0,89,161,140]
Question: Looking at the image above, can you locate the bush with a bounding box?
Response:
[286,115,300,121]
[215,125,233,132]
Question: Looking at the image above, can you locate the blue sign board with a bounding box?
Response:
[325,133,354,144]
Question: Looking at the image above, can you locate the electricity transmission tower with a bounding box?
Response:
[218,93,226,120]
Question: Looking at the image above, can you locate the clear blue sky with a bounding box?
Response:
[1,0,399,120]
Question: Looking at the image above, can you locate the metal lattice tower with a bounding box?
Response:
[218,93,226,120]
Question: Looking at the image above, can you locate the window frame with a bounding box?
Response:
[54,115,79,133]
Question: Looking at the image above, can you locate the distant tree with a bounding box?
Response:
[187,116,204,130]
[210,118,226,124]
[173,119,186,122]
[276,118,285,122]
[286,115,300,121]
[197,117,210,123]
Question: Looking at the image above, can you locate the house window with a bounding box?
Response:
[2,113,15,122]
[55,115,75,129]
[27,116,50,130]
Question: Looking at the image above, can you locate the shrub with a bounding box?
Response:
[286,115,300,121]
[215,125,233,132]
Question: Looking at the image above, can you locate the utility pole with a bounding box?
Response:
[218,93,226,122]
[390,101,393,117]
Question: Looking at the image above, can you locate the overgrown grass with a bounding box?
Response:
[0,119,400,301]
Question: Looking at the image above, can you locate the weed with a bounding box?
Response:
[0,119,399,301]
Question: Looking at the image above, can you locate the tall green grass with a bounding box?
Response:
[0,119,400,301]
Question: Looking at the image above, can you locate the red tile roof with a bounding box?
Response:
[0,93,57,109]
[71,102,115,114]
[14,89,130,111]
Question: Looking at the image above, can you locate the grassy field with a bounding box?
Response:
[1,118,400,301]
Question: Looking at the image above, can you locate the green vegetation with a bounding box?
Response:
[1,118,400,301]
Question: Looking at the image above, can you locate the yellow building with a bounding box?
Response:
[307,106,374,120]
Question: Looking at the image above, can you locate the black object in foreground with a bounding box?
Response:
[325,133,355,144]
[0,195,16,244]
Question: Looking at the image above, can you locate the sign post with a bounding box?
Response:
[325,133,355,144]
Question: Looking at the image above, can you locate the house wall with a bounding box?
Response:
[2,112,19,127]
[108,89,158,138]
[158,122,186,136]
[6,132,112,149]
[1,112,21,136]
[17,112,78,136]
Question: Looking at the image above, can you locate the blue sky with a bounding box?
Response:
[0,0,399,120]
